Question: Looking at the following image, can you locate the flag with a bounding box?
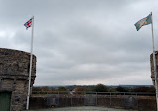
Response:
[134,14,152,31]
[24,17,33,30]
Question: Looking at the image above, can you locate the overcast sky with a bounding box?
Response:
[0,0,158,86]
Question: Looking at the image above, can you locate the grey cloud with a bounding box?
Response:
[0,0,157,85]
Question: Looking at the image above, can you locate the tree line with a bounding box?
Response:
[32,84,155,93]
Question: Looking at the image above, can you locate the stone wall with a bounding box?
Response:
[0,48,36,111]
[29,95,156,111]
[150,51,158,86]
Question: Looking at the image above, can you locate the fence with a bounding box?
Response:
[30,91,156,110]
[32,91,155,96]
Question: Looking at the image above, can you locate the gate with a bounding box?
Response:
[84,94,97,106]
[45,94,59,107]
[0,92,11,111]
[124,95,138,109]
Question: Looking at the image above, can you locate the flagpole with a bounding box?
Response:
[26,16,34,110]
[151,12,158,111]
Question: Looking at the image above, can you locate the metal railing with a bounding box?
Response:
[30,91,156,110]
[32,91,156,96]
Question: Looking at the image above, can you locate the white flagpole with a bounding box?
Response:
[151,12,158,111]
[26,16,34,110]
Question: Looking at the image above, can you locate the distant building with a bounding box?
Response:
[72,87,84,94]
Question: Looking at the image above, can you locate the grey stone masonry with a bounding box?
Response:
[150,51,158,86]
[0,48,36,111]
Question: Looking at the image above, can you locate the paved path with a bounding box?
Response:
[25,106,138,111]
